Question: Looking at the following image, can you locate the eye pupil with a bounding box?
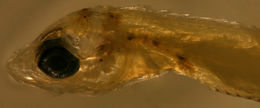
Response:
[38,47,79,78]
[47,55,68,71]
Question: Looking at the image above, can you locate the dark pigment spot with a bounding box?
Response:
[225,91,231,95]
[106,12,121,23]
[109,14,114,18]
[82,8,88,11]
[127,34,135,40]
[177,55,185,60]
[152,40,160,46]
[247,96,253,99]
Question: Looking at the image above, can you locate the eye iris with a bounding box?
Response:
[38,47,79,78]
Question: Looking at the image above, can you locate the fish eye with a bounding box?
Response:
[37,39,80,78]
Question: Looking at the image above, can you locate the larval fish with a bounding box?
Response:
[6,6,260,101]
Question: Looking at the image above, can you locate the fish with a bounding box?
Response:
[6,6,260,101]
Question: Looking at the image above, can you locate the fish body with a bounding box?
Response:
[7,6,260,101]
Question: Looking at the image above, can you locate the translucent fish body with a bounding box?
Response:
[7,6,260,101]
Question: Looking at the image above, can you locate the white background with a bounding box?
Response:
[0,0,260,108]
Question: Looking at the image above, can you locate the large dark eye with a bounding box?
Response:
[37,39,80,78]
